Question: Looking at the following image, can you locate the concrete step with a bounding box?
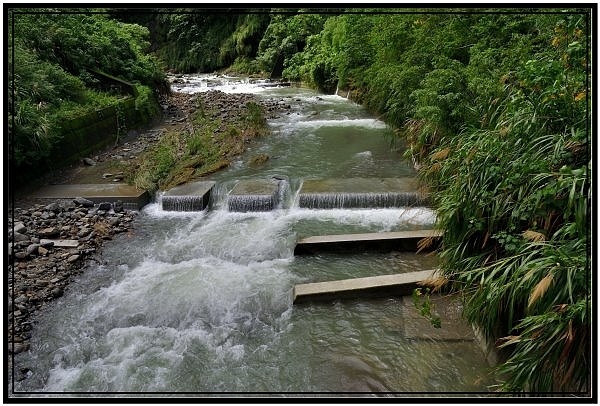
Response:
[227,179,281,212]
[297,178,429,208]
[294,229,442,255]
[39,239,79,248]
[293,269,438,304]
[162,181,216,211]
[31,184,150,210]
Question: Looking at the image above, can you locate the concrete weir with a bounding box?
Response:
[228,179,281,212]
[31,184,150,210]
[162,181,216,211]
[293,269,438,304]
[297,178,428,209]
[294,229,442,255]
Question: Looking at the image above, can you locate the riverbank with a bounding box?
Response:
[8,86,292,382]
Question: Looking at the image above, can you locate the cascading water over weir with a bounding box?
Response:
[296,177,428,209]
[161,181,216,211]
[13,74,495,394]
[160,177,428,213]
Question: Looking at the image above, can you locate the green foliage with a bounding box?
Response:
[416,14,590,392]
[412,288,442,328]
[153,12,270,73]
[256,13,328,77]
[131,99,269,192]
[248,9,591,392]
[133,84,160,121]
[9,8,165,176]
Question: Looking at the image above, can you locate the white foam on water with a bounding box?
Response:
[172,74,281,95]
[142,199,210,219]
[282,118,387,130]
[154,209,296,264]
[285,207,436,231]
[354,150,373,158]
[40,252,295,391]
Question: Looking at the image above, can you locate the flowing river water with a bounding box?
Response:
[14,75,494,395]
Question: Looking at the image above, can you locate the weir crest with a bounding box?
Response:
[160,177,429,212]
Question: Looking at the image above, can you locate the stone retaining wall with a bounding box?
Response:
[50,96,152,168]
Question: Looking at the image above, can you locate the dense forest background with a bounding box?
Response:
[8,7,592,392]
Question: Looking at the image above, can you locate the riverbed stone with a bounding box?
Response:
[25,244,40,256]
[38,227,59,238]
[67,254,80,263]
[97,202,112,211]
[13,222,27,234]
[13,232,29,242]
[113,200,124,213]
[74,197,95,207]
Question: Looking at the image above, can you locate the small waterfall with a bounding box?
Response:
[227,178,285,212]
[297,191,427,209]
[228,194,277,212]
[161,195,207,211]
[160,181,216,212]
[208,181,234,209]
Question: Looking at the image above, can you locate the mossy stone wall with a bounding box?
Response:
[50,96,153,168]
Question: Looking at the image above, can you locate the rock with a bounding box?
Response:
[45,202,61,213]
[13,296,26,306]
[13,232,29,242]
[67,254,80,263]
[38,246,49,256]
[38,227,59,238]
[13,222,27,234]
[113,201,124,213]
[40,240,55,249]
[102,173,113,178]
[50,288,63,298]
[97,202,112,211]
[74,197,94,207]
[82,157,96,166]
[77,228,90,238]
[25,244,40,256]
[249,153,270,166]
[108,217,120,227]
[41,239,80,248]
[12,342,29,354]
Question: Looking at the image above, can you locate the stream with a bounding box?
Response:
[13,75,494,395]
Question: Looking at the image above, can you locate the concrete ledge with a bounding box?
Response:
[298,178,428,208]
[293,269,437,304]
[294,230,442,255]
[162,181,216,211]
[228,179,281,212]
[39,239,79,248]
[31,184,150,210]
